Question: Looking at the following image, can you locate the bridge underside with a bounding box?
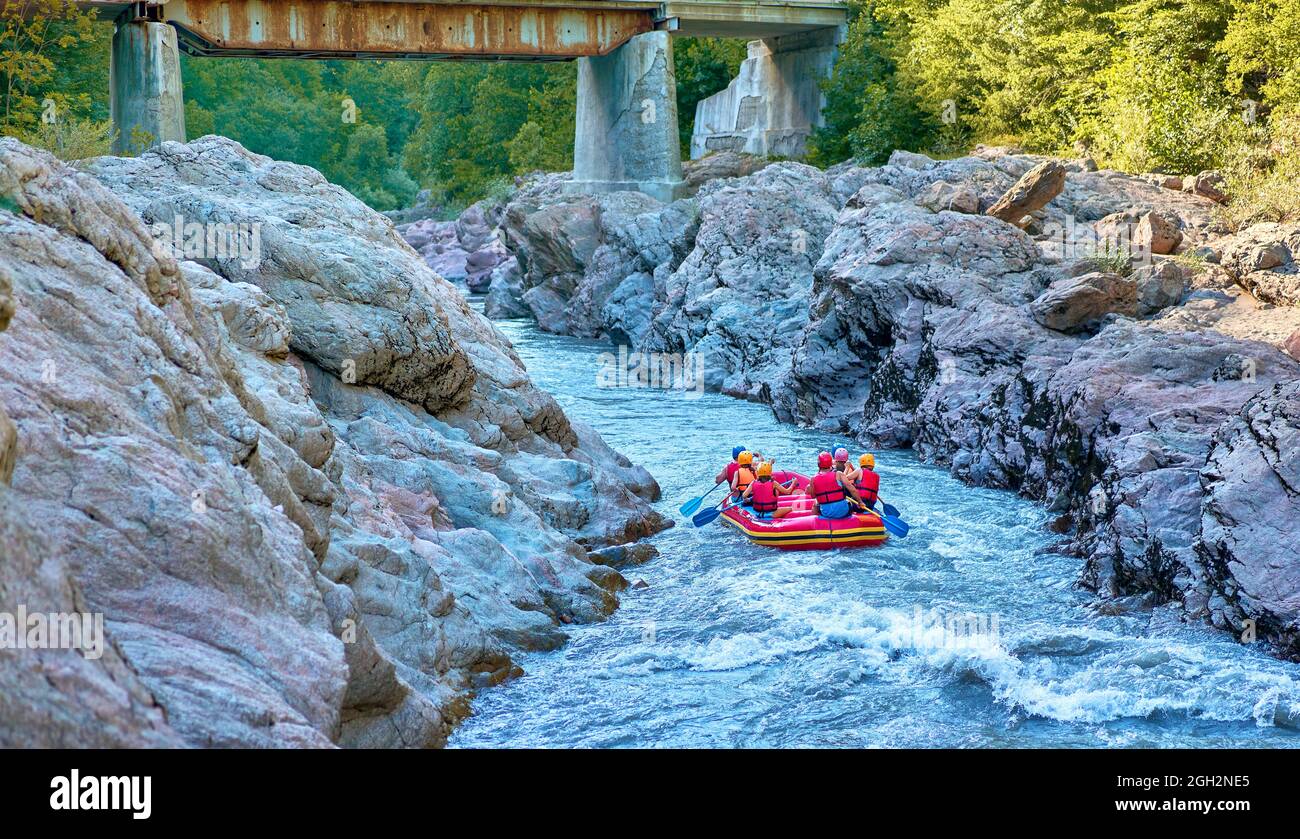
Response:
[67,0,848,200]
[78,1,845,59]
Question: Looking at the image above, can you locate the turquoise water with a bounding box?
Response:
[450,316,1300,748]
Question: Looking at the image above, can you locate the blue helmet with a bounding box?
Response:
[733,445,747,460]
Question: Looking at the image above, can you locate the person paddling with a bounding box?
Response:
[730,450,757,502]
[809,451,864,519]
[715,445,748,487]
[743,461,795,519]
[851,453,880,511]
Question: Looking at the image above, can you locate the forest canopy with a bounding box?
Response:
[810,0,1299,223]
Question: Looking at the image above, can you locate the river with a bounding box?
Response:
[450,313,1300,748]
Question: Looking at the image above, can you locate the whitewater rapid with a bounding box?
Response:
[451,316,1300,748]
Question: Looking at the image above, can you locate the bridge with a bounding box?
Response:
[75,1,850,201]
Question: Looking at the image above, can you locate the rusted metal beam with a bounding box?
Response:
[159,0,657,59]
[26,0,850,57]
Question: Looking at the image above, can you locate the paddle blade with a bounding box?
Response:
[882,502,901,518]
[691,506,724,527]
[681,481,726,516]
[880,513,909,538]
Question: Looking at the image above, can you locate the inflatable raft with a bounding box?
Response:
[720,470,888,550]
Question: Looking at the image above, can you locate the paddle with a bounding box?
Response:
[693,476,795,527]
[872,499,910,538]
[692,499,738,528]
[679,480,724,517]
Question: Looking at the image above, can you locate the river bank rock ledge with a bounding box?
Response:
[0,136,667,748]
[443,147,1300,659]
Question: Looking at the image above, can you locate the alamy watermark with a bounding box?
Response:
[149,214,262,269]
[596,345,705,397]
[902,605,1002,652]
[50,770,151,820]
[0,605,104,660]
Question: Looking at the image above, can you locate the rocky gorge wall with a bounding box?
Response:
[0,136,668,747]
[419,148,1300,659]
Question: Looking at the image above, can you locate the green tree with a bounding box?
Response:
[809,1,930,165]
[404,62,574,205]
[1,0,109,157]
[673,37,747,155]
[1086,0,1238,173]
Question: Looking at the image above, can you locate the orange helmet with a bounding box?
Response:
[737,451,754,465]
[757,461,773,477]
[859,453,876,469]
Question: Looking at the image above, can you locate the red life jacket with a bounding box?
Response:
[811,470,845,504]
[725,462,739,482]
[750,478,778,513]
[856,469,880,506]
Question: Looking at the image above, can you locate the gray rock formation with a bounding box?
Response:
[456,143,1300,657]
[397,198,513,292]
[643,163,839,400]
[1217,222,1300,306]
[0,136,667,747]
[1195,381,1300,649]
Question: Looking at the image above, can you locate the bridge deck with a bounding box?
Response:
[68,0,847,58]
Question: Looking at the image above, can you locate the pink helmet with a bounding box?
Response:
[833,447,849,462]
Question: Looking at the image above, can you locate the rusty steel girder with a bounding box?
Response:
[160,0,657,59]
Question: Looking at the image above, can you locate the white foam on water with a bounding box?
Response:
[450,319,1300,748]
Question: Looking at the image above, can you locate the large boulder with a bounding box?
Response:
[1135,210,1184,255]
[680,151,772,195]
[1217,223,1300,306]
[775,194,1046,438]
[1030,271,1137,333]
[985,160,1067,226]
[396,196,513,290]
[495,176,698,344]
[2,137,667,747]
[87,143,474,414]
[643,162,839,399]
[1135,261,1187,316]
[1183,170,1229,203]
[1,139,347,747]
[916,179,980,214]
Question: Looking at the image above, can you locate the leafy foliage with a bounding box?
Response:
[7,2,1296,223]
[819,0,1299,222]
[674,37,747,154]
[1,0,108,157]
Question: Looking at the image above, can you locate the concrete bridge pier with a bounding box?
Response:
[690,26,845,160]
[110,19,186,155]
[568,30,686,204]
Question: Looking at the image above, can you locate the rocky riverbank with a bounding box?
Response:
[0,136,668,747]
[422,147,1300,659]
